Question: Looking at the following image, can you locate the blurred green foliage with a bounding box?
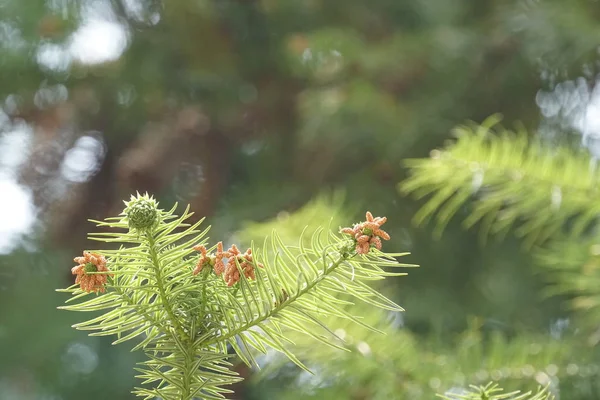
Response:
[438,382,554,400]
[2,0,600,398]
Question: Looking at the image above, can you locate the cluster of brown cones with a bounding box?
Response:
[340,211,390,254]
[193,242,263,286]
[70,211,389,293]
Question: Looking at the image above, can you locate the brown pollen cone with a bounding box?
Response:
[192,244,210,275]
[340,211,390,254]
[223,246,263,286]
[72,251,112,293]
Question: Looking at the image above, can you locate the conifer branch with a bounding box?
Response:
[58,193,409,399]
[400,115,600,246]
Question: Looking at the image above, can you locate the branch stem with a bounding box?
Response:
[204,247,350,347]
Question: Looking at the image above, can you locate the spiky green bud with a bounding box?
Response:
[123,192,159,231]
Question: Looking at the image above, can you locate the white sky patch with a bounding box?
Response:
[0,126,36,254]
[537,77,600,158]
[68,19,129,65]
[575,83,600,158]
[0,124,33,173]
[122,0,145,19]
[37,0,130,70]
[0,178,35,254]
[60,134,106,182]
[36,43,72,73]
[582,86,600,136]
[121,0,160,24]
